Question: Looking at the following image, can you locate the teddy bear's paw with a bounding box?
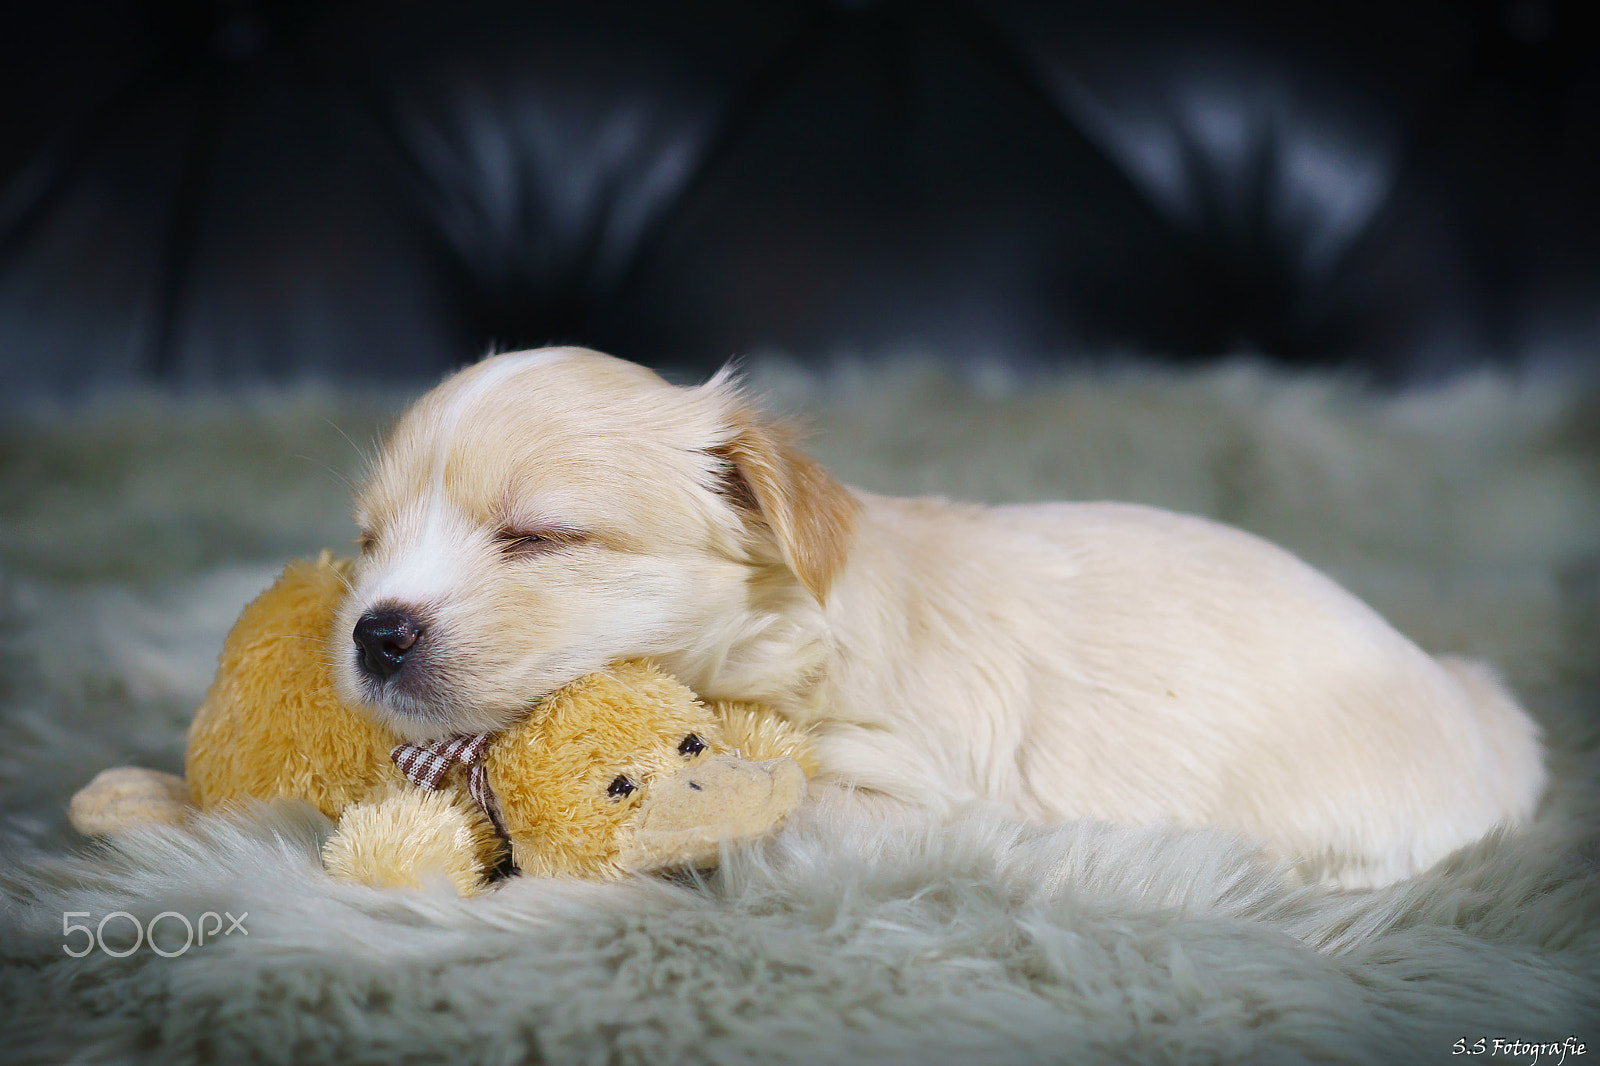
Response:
[69,767,192,837]
[322,787,505,896]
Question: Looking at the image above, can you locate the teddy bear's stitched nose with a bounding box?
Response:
[353,609,424,680]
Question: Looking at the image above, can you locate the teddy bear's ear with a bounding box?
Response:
[618,754,806,873]
[701,379,858,605]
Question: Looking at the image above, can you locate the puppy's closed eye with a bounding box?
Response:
[496,528,589,558]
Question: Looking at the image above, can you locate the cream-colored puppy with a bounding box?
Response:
[335,347,1545,888]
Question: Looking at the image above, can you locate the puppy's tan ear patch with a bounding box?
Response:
[711,415,858,604]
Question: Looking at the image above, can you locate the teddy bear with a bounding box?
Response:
[69,554,815,894]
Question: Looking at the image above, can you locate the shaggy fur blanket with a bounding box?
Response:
[1,360,1596,1064]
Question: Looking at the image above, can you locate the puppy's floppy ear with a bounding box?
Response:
[708,403,858,605]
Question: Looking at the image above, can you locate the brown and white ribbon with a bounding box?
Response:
[390,732,510,841]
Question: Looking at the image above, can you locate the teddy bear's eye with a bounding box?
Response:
[606,775,637,799]
[677,734,706,757]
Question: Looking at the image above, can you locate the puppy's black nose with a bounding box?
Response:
[352,609,424,680]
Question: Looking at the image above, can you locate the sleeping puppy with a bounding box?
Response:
[335,346,1545,888]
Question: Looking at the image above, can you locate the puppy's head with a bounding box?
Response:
[333,347,856,742]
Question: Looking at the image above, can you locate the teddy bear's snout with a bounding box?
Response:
[619,755,807,873]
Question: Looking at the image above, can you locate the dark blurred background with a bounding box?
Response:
[1,0,1596,397]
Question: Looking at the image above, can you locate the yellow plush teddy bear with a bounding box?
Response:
[69,555,814,894]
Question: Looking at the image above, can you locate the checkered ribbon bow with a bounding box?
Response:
[390,732,509,839]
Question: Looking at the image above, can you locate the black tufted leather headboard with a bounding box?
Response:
[1,0,1595,395]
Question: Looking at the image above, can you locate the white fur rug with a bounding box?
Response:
[1,359,1597,1064]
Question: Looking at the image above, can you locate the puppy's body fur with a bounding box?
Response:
[338,347,1545,888]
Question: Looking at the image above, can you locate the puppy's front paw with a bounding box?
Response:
[322,787,504,896]
[69,767,191,836]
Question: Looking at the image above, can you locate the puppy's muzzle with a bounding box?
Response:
[353,608,426,680]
